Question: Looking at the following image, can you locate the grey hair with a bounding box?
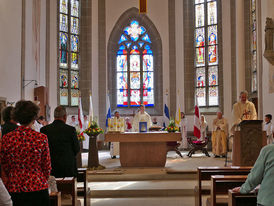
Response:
[54,106,67,118]
[240,90,248,97]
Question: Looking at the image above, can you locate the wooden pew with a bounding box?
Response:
[196,166,252,206]
[77,168,89,206]
[56,177,77,206]
[228,190,257,206]
[49,192,61,206]
[208,175,247,206]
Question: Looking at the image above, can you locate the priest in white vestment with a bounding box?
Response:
[110,111,125,158]
[132,104,152,132]
[212,112,228,157]
[232,91,257,127]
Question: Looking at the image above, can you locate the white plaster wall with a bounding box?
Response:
[261,0,274,119]
[105,0,170,103]
[0,1,22,103]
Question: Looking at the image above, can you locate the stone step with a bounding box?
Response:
[85,180,196,198]
[87,169,197,182]
[89,197,195,206]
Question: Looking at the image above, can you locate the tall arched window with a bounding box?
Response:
[250,0,257,93]
[116,20,154,107]
[195,0,219,107]
[58,0,80,106]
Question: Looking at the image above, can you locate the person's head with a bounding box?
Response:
[114,111,120,118]
[2,106,14,123]
[54,106,67,122]
[181,112,185,119]
[13,100,40,126]
[84,115,88,121]
[37,115,46,125]
[265,114,272,123]
[201,115,205,122]
[217,111,223,119]
[239,90,248,103]
[153,117,157,123]
[140,104,145,113]
[71,115,76,122]
[125,117,130,123]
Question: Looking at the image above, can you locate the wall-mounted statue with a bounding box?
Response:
[264,17,274,65]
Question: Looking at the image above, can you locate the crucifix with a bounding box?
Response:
[139,0,147,13]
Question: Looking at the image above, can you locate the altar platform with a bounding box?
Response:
[73,151,228,206]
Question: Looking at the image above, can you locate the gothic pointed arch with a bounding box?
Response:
[108,7,163,115]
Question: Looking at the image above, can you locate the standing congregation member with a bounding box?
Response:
[41,106,80,178]
[232,144,274,206]
[232,90,257,127]
[1,106,18,136]
[0,100,51,206]
[264,114,273,144]
[200,115,208,141]
[212,112,228,157]
[132,104,152,132]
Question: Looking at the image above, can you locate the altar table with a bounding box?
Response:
[105,132,181,167]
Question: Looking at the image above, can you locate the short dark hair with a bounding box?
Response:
[2,106,14,122]
[265,114,272,121]
[13,100,40,125]
[54,106,66,118]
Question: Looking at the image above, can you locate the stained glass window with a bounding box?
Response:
[195,0,219,107]
[58,0,80,106]
[116,20,154,107]
[251,0,257,92]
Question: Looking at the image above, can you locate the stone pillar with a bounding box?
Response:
[235,0,246,96]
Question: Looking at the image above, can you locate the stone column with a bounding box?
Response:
[235,0,246,96]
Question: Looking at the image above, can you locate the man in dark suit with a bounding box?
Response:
[41,106,80,178]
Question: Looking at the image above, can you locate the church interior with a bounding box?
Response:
[1,0,274,205]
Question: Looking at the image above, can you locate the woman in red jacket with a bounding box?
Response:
[0,100,51,206]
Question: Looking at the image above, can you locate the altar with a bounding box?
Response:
[105,132,181,167]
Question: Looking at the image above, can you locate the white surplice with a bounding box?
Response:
[132,111,152,132]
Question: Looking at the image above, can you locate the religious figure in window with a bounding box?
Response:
[209,46,216,63]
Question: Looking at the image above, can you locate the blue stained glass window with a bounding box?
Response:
[139,42,144,48]
[116,20,154,107]
[58,0,80,106]
[194,0,219,107]
[142,34,151,43]
[119,34,127,44]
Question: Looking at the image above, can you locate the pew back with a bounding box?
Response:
[210,175,247,206]
[228,190,257,206]
[196,167,251,206]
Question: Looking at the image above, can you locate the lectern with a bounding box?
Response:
[233,120,266,166]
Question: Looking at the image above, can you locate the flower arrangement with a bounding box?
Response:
[165,119,179,132]
[84,121,104,136]
[76,130,85,142]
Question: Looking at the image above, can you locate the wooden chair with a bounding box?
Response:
[228,190,257,206]
[166,141,183,157]
[56,177,77,206]
[77,168,89,206]
[208,175,247,206]
[49,192,61,206]
[195,166,252,206]
[187,137,210,157]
